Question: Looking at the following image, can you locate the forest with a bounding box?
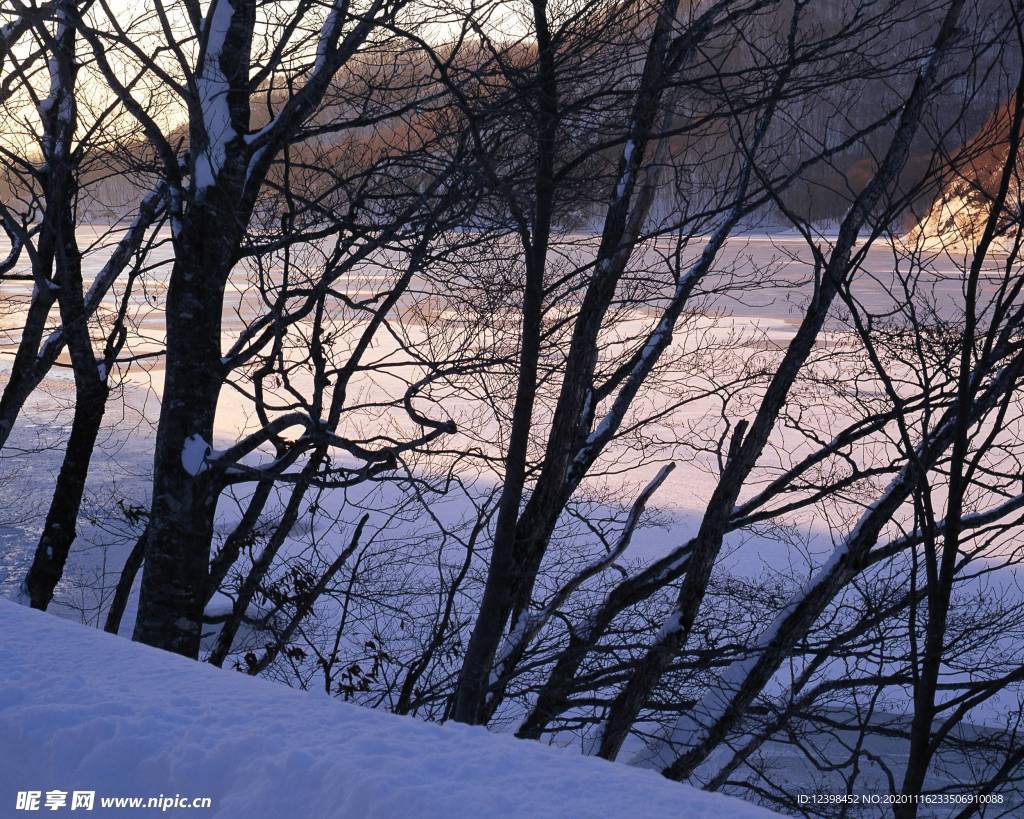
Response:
[1,0,1024,815]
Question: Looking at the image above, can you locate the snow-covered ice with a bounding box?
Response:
[0,601,777,818]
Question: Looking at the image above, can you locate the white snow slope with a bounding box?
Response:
[0,601,777,818]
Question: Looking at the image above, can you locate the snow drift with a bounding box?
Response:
[0,601,776,818]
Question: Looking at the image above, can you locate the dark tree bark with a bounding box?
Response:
[20,0,112,611]
[449,0,558,723]
[25,380,108,608]
[125,0,402,658]
[451,0,762,726]
[132,209,240,655]
[104,527,148,634]
[132,0,262,656]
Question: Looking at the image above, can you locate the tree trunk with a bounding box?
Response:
[104,527,148,634]
[132,218,230,657]
[0,287,59,448]
[24,379,108,608]
[449,0,558,723]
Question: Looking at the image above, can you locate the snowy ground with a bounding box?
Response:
[0,600,777,818]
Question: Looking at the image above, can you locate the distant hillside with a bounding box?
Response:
[911,96,1022,253]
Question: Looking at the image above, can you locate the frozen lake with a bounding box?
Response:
[0,228,1007,621]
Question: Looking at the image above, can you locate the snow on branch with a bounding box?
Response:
[194,0,237,191]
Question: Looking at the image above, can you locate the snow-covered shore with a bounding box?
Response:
[0,601,777,818]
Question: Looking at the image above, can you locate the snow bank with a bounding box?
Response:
[0,602,775,818]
